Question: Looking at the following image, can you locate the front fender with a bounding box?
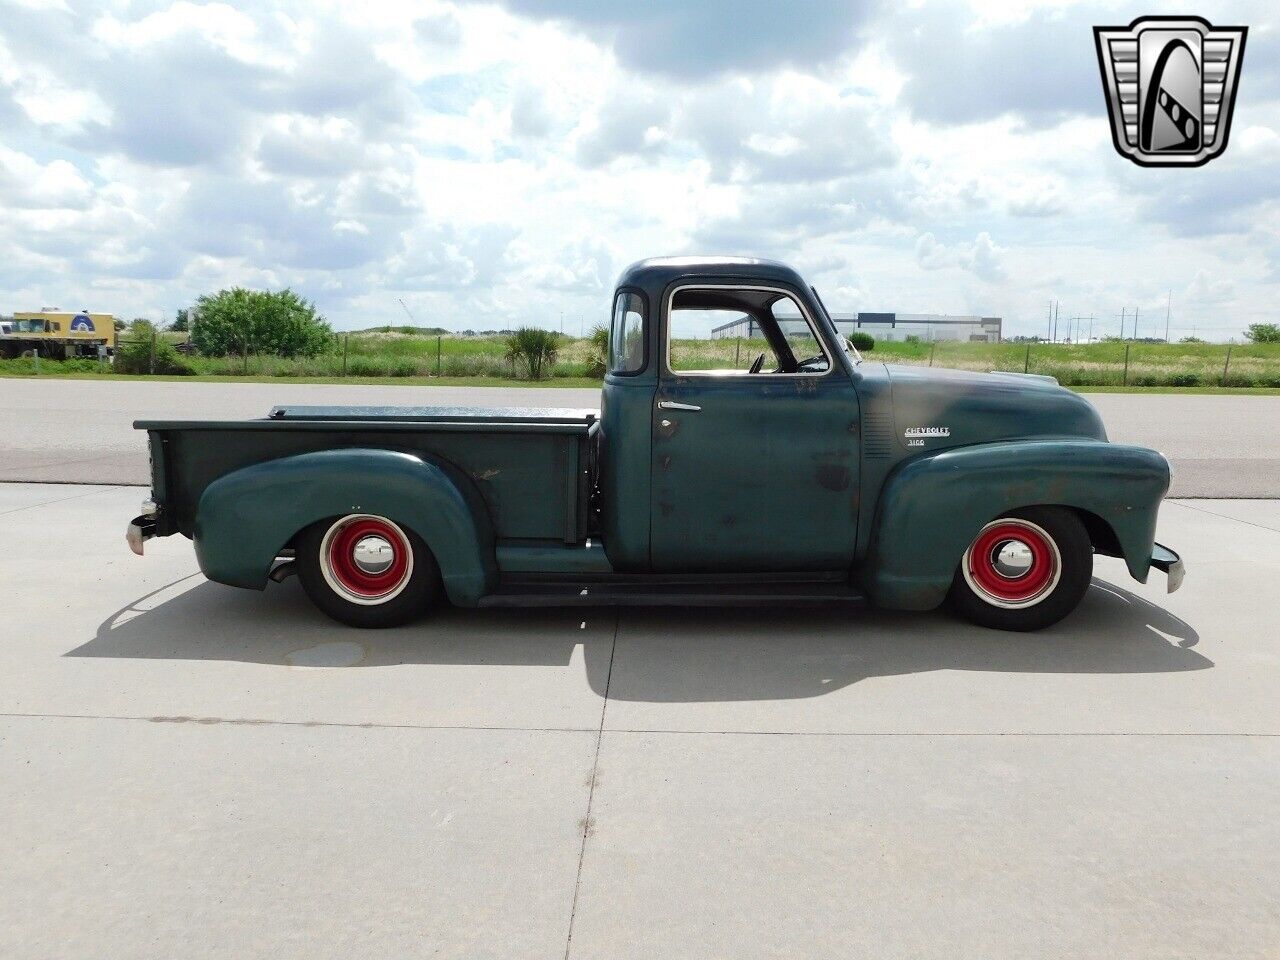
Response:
[194,448,497,605]
[863,440,1171,610]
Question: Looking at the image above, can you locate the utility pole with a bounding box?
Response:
[1047,301,1053,342]
[398,298,415,327]
[1165,291,1172,342]
[1120,307,1126,340]
[1052,300,1059,343]
[1133,306,1139,341]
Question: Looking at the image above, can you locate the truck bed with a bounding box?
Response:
[137,405,599,544]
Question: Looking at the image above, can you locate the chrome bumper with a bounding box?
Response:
[1150,542,1185,593]
[127,515,157,555]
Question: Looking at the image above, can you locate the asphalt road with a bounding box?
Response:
[1,377,1278,495]
[2,483,1278,958]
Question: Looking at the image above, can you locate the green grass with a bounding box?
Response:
[9,332,1280,389]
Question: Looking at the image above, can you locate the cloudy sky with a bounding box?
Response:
[0,0,1275,339]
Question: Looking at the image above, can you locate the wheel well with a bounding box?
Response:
[1068,507,1122,558]
[994,504,1122,558]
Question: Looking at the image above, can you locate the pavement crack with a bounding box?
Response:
[0,712,596,734]
[1166,499,1280,534]
[563,608,619,960]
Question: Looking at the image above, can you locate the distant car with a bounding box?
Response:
[127,256,1183,632]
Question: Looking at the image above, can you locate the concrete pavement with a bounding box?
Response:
[1,378,1278,495]
[1,483,1277,958]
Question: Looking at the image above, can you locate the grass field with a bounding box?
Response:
[3,330,1279,389]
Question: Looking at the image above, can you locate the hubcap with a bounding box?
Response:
[318,515,414,605]
[962,519,1062,609]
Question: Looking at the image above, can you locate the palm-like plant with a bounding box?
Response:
[505,327,560,379]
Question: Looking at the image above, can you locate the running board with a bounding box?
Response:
[477,581,867,608]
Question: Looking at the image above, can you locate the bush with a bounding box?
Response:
[848,331,875,352]
[586,323,609,378]
[190,288,333,358]
[505,327,559,379]
[115,326,195,375]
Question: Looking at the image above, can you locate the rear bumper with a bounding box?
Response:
[126,515,157,555]
[1150,542,1185,593]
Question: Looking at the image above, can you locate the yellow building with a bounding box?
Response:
[1,310,117,358]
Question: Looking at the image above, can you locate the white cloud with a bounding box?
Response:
[0,0,1276,340]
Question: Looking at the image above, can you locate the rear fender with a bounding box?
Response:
[194,448,496,605]
[863,440,1171,610]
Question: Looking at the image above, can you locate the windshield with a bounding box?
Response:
[810,286,861,364]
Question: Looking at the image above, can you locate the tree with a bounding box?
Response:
[1244,323,1280,344]
[113,318,127,331]
[505,327,559,379]
[171,308,189,332]
[189,288,333,357]
[1179,336,1205,343]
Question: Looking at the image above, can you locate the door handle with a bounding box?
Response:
[657,400,701,412]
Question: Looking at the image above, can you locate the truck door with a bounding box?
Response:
[649,284,860,572]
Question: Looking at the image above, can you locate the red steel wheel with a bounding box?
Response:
[961,518,1062,609]
[318,515,414,605]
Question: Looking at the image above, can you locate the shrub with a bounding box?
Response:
[505,327,559,379]
[191,288,333,358]
[114,330,195,375]
[848,331,875,352]
[586,322,609,378]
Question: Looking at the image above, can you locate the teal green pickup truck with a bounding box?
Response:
[128,257,1183,631]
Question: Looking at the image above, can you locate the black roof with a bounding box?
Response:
[614,256,809,293]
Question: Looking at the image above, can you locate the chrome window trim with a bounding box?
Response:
[663,283,834,379]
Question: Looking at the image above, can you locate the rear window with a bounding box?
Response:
[609,291,645,374]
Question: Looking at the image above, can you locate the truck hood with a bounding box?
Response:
[883,363,1107,453]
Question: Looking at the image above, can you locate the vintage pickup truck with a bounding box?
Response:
[128,257,1183,631]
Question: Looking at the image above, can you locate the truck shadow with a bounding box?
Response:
[69,574,1210,703]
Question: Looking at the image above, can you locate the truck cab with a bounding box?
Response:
[129,256,1183,632]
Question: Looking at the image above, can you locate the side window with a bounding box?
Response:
[669,308,779,373]
[667,288,830,375]
[608,291,645,374]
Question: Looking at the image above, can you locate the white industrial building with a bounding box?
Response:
[713,312,1002,343]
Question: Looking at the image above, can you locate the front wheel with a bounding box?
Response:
[947,507,1092,632]
[296,514,441,628]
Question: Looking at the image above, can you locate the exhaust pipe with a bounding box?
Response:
[269,560,297,582]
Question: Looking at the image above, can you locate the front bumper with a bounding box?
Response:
[1150,542,1185,593]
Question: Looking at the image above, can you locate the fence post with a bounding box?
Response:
[342,333,349,376]
[928,342,936,367]
[735,337,741,367]
[1221,344,1233,386]
[1024,343,1031,373]
[1122,342,1131,385]
[33,346,40,375]
[436,335,442,376]
[149,330,157,375]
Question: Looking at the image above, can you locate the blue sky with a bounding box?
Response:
[0,0,1275,339]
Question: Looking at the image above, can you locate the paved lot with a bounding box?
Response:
[2,483,1278,958]
[1,378,1278,495]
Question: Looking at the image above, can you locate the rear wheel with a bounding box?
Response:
[296,514,441,628]
[947,507,1092,632]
